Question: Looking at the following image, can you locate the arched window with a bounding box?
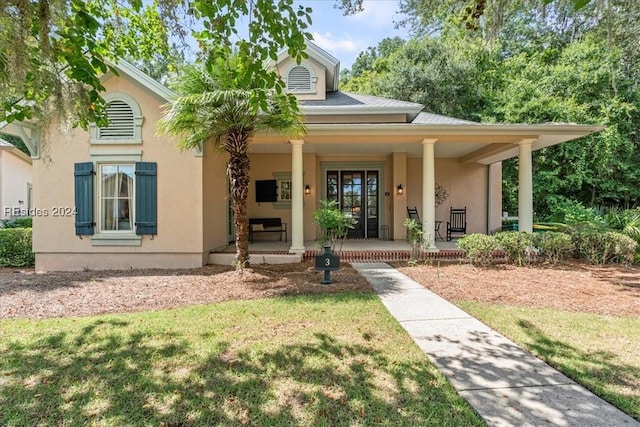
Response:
[286,65,317,93]
[91,93,143,144]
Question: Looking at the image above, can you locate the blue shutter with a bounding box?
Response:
[74,162,95,235]
[135,162,157,235]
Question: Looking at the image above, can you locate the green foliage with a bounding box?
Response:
[341,37,487,121]
[312,200,356,251]
[1,0,311,132]
[533,232,574,264]
[545,198,600,225]
[494,231,536,266]
[1,217,33,228]
[0,228,34,267]
[602,208,640,244]
[566,224,637,264]
[403,218,423,261]
[458,233,498,266]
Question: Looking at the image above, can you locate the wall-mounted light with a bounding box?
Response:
[304,184,311,196]
[396,184,404,196]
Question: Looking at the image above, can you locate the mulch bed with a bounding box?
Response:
[2,259,639,319]
[0,262,372,319]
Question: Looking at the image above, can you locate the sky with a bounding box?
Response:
[298,0,410,69]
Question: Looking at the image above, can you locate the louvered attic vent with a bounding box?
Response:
[99,100,135,139]
[287,66,312,92]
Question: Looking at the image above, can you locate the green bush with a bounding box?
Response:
[566,224,637,264]
[600,231,637,264]
[458,233,498,266]
[1,217,32,228]
[546,198,600,225]
[404,218,423,261]
[494,231,536,266]
[0,228,35,267]
[312,199,355,251]
[533,232,574,264]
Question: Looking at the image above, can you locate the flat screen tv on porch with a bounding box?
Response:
[255,179,278,203]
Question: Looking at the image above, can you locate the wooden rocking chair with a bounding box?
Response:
[446,207,467,241]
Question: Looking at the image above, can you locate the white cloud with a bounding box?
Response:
[311,32,359,54]
[345,0,401,27]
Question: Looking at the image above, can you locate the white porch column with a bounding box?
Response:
[289,139,305,254]
[422,139,437,250]
[518,139,535,233]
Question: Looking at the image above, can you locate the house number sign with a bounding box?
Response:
[314,245,340,285]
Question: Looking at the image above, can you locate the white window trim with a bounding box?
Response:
[90,150,142,246]
[284,63,318,94]
[90,92,144,145]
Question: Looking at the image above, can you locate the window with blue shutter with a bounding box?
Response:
[135,162,157,235]
[74,162,95,235]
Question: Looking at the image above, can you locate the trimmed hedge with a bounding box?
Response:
[0,228,35,267]
[457,233,498,266]
[494,231,536,266]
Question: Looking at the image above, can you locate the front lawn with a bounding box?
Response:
[458,302,640,421]
[0,293,483,426]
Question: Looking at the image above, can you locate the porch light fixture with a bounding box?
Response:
[396,184,404,196]
[304,185,311,195]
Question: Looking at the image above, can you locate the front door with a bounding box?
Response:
[327,170,379,239]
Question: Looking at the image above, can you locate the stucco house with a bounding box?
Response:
[0,139,33,222]
[1,42,601,270]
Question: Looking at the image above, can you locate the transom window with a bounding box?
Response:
[99,164,134,232]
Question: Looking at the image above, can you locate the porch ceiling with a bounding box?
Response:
[250,123,603,164]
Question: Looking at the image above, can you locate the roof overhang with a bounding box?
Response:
[250,122,604,164]
[300,104,424,116]
[0,140,32,164]
[102,59,175,101]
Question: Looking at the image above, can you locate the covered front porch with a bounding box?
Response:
[209,239,462,265]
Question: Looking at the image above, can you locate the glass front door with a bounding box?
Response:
[327,170,378,239]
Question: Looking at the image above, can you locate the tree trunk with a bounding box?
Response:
[226,131,251,271]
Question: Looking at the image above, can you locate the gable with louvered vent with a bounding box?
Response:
[287,66,312,92]
[90,93,143,144]
[99,101,135,139]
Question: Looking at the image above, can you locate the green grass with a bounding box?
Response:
[458,301,640,421]
[0,293,483,426]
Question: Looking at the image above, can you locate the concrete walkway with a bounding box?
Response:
[352,262,639,427]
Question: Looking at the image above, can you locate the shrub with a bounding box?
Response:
[1,217,32,228]
[404,218,423,261]
[600,232,637,264]
[533,232,574,264]
[546,198,601,225]
[458,233,498,266]
[0,228,34,267]
[312,199,355,251]
[566,224,637,264]
[494,231,536,266]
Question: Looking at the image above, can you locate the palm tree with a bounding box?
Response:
[158,63,305,271]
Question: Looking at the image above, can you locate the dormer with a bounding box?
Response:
[275,41,340,101]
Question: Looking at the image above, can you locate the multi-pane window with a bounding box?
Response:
[278,180,292,201]
[99,164,134,232]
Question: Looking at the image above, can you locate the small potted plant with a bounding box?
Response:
[312,199,355,252]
